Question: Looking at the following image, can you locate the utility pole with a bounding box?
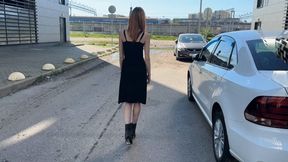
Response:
[108,5,116,45]
[198,0,203,33]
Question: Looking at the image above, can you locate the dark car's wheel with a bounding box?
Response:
[175,51,180,60]
[176,55,179,60]
[213,111,232,162]
[187,75,194,101]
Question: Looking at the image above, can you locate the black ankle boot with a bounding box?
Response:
[125,124,133,145]
[131,123,137,139]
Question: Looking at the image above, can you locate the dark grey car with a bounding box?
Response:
[174,33,206,60]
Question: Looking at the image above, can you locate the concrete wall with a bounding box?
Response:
[252,0,287,34]
[36,0,70,43]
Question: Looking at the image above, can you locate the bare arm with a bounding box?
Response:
[119,32,125,69]
[144,33,151,84]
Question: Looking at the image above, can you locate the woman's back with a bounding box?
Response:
[122,30,145,63]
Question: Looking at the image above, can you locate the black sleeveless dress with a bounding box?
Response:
[118,30,147,104]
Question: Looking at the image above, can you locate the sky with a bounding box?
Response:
[71,0,254,19]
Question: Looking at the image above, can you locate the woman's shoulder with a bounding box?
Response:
[119,29,127,41]
[119,29,127,35]
[143,32,150,42]
[142,32,150,39]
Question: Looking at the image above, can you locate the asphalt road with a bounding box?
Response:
[0,50,217,162]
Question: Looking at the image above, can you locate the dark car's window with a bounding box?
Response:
[179,35,204,43]
[247,39,288,70]
[210,36,235,68]
[200,38,220,61]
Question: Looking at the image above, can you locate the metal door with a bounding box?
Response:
[60,17,67,42]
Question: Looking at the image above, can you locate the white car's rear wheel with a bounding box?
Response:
[187,75,194,101]
[213,112,232,162]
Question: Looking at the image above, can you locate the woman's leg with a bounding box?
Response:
[123,102,133,123]
[131,103,141,138]
[132,103,141,123]
[123,102,133,144]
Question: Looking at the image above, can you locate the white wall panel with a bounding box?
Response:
[252,0,287,34]
[36,0,69,43]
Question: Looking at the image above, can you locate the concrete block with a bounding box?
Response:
[42,63,56,71]
[8,72,26,81]
[80,55,89,60]
[64,58,76,64]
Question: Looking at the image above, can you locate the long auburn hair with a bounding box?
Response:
[127,7,146,41]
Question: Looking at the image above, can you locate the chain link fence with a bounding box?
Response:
[70,21,251,36]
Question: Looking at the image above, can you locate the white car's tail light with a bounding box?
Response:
[245,96,288,129]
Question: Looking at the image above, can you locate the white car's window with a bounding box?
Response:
[229,46,238,68]
[247,39,288,70]
[210,36,235,68]
[200,38,219,62]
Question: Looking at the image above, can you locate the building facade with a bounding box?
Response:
[252,0,288,33]
[0,0,69,46]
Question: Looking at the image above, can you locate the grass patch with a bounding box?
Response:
[70,32,118,38]
[151,35,176,41]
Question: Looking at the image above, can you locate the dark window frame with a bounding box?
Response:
[254,21,261,30]
[257,0,264,8]
[59,0,65,5]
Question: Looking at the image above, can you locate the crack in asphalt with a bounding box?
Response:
[78,95,115,129]
[74,153,80,160]
[84,103,122,161]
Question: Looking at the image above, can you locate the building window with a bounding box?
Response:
[59,0,65,5]
[257,0,264,8]
[254,21,262,30]
[0,0,38,45]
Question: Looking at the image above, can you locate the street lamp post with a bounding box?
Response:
[198,0,202,34]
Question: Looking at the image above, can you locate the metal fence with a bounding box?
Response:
[70,21,251,36]
[0,0,37,46]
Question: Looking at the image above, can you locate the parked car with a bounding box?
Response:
[174,33,206,60]
[187,30,288,162]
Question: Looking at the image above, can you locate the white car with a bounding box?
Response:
[174,33,206,60]
[187,30,288,162]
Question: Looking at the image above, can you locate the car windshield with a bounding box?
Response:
[179,35,204,43]
[247,39,288,70]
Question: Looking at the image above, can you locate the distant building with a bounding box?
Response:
[0,0,69,46]
[213,10,231,19]
[252,0,288,33]
[188,14,199,19]
[181,9,250,34]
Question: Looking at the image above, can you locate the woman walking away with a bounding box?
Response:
[118,7,151,145]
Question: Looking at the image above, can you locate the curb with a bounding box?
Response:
[0,55,99,98]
